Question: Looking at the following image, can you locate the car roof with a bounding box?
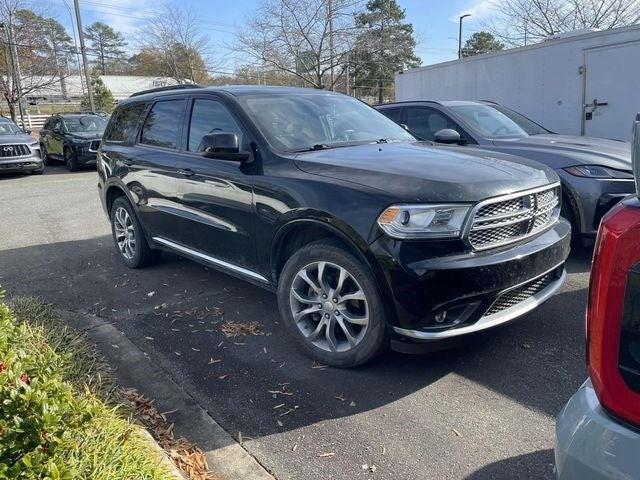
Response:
[56,113,104,118]
[376,100,496,108]
[122,85,344,104]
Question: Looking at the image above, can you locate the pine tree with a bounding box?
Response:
[353,0,421,103]
[81,70,115,113]
[84,22,127,75]
[461,32,504,58]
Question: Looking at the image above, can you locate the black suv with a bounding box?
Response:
[98,85,571,367]
[40,113,108,171]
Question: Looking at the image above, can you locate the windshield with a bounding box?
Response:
[237,93,415,152]
[63,116,108,133]
[0,121,22,135]
[450,104,548,139]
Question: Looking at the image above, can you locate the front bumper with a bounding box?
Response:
[555,379,640,479]
[558,170,635,236]
[0,157,43,173]
[70,143,99,165]
[370,219,571,345]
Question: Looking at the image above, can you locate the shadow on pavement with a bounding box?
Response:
[466,449,555,479]
[0,235,589,479]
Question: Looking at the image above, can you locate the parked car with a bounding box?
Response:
[40,112,108,171]
[98,85,571,367]
[376,100,634,243]
[555,114,640,478]
[0,116,42,175]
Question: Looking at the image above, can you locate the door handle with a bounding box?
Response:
[178,168,195,177]
[123,158,134,166]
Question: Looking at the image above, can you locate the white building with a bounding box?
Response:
[395,25,640,141]
[27,75,181,101]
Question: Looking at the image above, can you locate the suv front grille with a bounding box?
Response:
[0,144,30,157]
[484,270,558,317]
[467,185,560,250]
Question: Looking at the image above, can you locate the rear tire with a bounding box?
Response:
[40,144,48,165]
[277,239,388,368]
[110,197,161,268]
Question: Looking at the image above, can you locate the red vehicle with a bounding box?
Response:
[555,114,640,478]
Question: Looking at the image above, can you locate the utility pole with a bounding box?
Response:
[458,14,471,59]
[3,15,26,130]
[328,0,334,91]
[74,0,95,111]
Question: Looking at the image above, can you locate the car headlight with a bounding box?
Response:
[377,204,471,239]
[564,165,633,179]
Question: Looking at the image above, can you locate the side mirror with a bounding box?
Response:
[52,126,62,134]
[198,132,249,161]
[434,129,463,144]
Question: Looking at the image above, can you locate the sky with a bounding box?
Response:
[47,0,496,73]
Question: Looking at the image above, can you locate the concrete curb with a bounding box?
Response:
[59,309,275,480]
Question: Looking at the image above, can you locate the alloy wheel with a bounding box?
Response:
[113,207,136,260]
[289,261,369,353]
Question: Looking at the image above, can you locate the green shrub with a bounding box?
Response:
[0,298,175,480]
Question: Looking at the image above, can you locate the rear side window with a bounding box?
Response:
[140,100,186,150]
[104,103,148,144]
[187,99,244,152]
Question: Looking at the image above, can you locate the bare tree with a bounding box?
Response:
[489,0,640,45]
[235,0,361,89]
[137,3,213,84]
[0,0,62,120]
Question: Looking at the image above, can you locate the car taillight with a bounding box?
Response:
[588,199,640,426]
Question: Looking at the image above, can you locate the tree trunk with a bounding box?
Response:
[378,79,383,104]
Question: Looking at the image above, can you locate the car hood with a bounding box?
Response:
[68,132,103,141]
[0,133,36,144]
[490,134,631,171]
[294,142,558,203]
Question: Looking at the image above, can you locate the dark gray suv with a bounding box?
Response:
[376,100,633,242]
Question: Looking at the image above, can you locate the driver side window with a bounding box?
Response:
[405,107,459,141]
[188,99,244,152]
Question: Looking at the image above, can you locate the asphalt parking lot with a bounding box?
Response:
[0,165,592,480]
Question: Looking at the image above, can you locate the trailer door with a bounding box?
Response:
[584,41,640,141]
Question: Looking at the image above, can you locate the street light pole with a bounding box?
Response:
[73,0,95,112]
[458,14,471,59]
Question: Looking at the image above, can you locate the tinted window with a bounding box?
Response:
[140,100,186,149]
[63,115,108,133]
[104,103,148,144]
[448,104,547,139]
[188,99,243,152]
[405,107,458,141]
[236,93,414,152]
[380,107,403,123]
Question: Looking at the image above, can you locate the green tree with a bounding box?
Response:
[84,22,127,75]
[129,45,210,84]
[353,0,421,103]
[461,31,504,58]
[81,70,115,113]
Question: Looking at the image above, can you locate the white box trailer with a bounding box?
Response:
[395,25,640,141]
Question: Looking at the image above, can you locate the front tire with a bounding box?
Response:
[40,144,48,165]
[277,240,388,368]
[110,197,160,268]
[64,147,78,171]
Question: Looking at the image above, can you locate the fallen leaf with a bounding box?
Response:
[318,452,335,458]
[208,358,221,364]
[452,428,462,437]
[291,443,298,452]
[147,291,156,297]
[218,374,228,379]
[334,393,346,402]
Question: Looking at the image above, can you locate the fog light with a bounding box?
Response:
[434,311,447,323]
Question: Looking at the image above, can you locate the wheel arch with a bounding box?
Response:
[270,218,398,325]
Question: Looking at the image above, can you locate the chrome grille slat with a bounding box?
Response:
[467,185,560,250]
[484,270,557,317]
[0,144,30,158]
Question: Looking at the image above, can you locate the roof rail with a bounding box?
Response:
[129,84,203,98]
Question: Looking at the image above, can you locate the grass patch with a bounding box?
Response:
[0,294,177,480]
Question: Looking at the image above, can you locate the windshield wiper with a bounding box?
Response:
[288,144,334,153]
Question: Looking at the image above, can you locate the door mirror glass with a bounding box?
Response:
[198,132,249,161]
[434,129,462,144]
